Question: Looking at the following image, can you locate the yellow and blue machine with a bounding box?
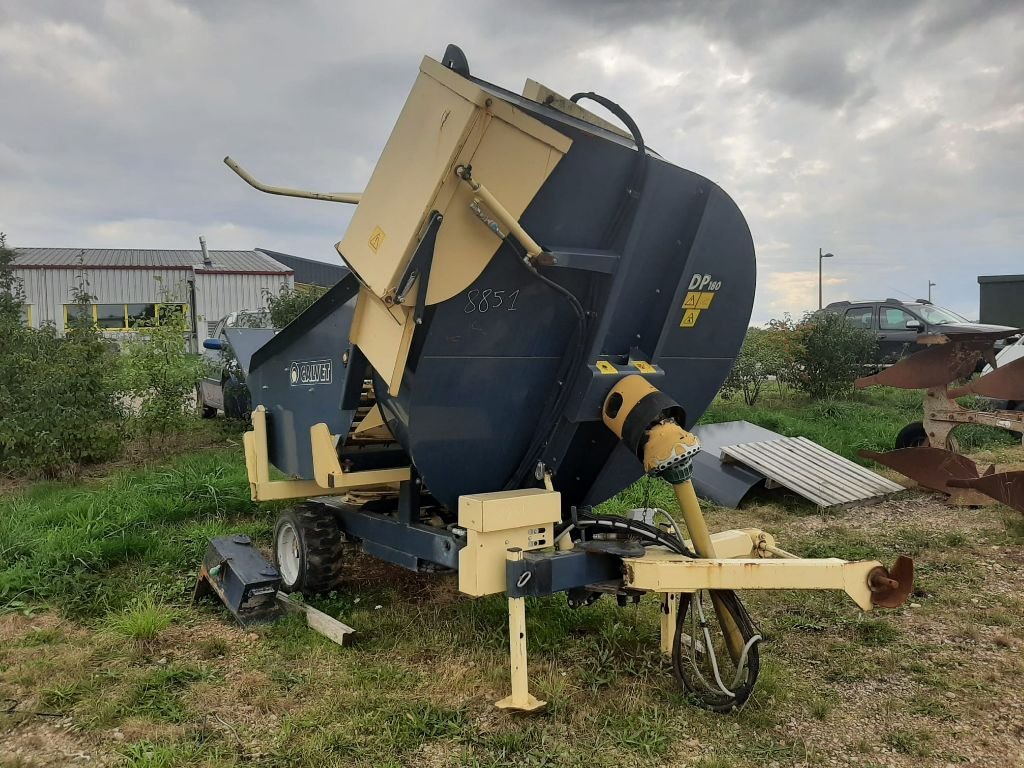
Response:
[225,44,912,712]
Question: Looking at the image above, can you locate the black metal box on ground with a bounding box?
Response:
[978,274,1024,329]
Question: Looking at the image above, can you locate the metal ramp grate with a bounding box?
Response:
[720,436,905,509]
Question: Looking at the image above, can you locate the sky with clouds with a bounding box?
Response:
[1,0,1021,324]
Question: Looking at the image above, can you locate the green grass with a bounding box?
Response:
[1,417,1021,767]
[702,385,1017,462]
[104,595,176,645]
[0,449,273,616]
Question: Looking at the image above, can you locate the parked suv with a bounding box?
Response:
[822,299,1019,363]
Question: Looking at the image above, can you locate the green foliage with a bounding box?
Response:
[104,595,176,645]
[0,250,126,475]
[702,386,925,462]
[261,283,326,328]
[791,311,878,400]
[121,303,206,435]
[0,232,25,325]
[722,320,798,406]
[0,449,264,615]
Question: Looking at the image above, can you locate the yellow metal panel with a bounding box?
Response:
[425,117,567,305]
[352,404,393,439]
[522,78,631,139]
[338,65,480,298]
[457,489,561,597]
[459,525,554,597]
[349,286,416,395]
[337,56,571,306]
[458,488,560,533]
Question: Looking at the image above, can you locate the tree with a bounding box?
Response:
[0,233,25,326]
[261,283,327,328]
[0,248,126,475]
[122,294,207,435]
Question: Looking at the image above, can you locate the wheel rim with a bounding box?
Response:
[276,521,301,586]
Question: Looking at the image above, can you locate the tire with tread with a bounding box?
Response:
[197,386,217,419]
[894,421,959,452]
[273,504,345,595]
[894,421,929,449]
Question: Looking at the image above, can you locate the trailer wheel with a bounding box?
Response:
[273,505,344,595]
[894,422,929,449]
[894,421,960,452]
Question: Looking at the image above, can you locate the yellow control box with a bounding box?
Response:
[458,489,560,597]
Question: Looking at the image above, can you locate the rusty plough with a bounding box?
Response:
[856,331,1024,514]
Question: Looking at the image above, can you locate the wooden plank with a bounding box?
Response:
[275,592,355,647]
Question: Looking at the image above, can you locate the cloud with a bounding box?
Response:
[0,0,1021,329]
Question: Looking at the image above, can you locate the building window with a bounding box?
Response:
[64,303,188,331]
[19,304,32,327]
[127,303,155,327]
[64,303,93,329]
[97,303,128,329]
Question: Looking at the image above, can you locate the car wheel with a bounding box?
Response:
[273,505,345,595]
[197,386,217,419]
[222,376,250,421]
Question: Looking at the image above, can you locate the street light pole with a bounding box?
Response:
[928,281,936,302]
[818,248,835,310]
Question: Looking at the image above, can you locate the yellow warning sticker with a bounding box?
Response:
[682,291,701,309]
[368,226,386,254]
[695,292,715,310]
[632,361,656,373]
[596,360,617,374]
[681,309,701,328]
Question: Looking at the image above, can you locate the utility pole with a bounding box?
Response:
[818,248,835,310]
[928,280,936,302]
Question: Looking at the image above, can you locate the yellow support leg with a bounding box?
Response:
[673,478,747,662]
[660,592,680,655]
[495,548,546,713]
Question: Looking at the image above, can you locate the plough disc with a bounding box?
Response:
[948,472,1024,515]
[868,556,915,608]
[859,447,995,506]
[947,356,1024,400]
[856,341,991,391]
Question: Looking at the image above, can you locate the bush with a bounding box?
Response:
[722,319,799,406]
[791,311,877,400]
[0,250,126,475]
[261,283,327,328]
[121,306,207,435]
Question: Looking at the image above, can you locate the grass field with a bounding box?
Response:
[2,399,1024,767]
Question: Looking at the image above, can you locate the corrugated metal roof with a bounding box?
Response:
[720,436,905,509]
[12,248,291,274]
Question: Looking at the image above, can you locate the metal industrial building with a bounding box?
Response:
[255,248,349,290]
[12,247,293,340]
[978,274,1024,329]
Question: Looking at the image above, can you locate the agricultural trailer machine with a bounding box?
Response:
[211,44,914,712]
[857,331,1024,513]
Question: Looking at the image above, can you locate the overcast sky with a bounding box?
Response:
[1,0,1021,323]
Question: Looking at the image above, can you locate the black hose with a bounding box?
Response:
[671,589,761,712]
[569,91,649,246]
[569,509,697,559]
[502,93,649,489]
[502,241,588,489]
